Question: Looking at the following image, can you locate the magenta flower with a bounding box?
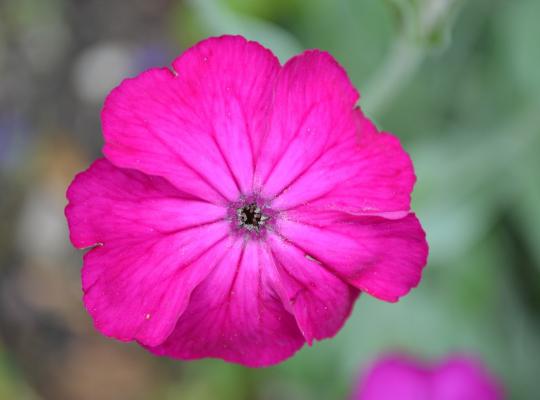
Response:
[353,354,504,400]
[65,36,428,367]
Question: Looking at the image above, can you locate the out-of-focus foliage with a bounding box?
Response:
[0,0,539,399]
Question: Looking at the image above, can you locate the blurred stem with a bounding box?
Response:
[362,0,464,116]
[361,37,423,117]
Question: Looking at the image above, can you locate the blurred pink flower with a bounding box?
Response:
[65,35,428,367]
[353,354,504,400]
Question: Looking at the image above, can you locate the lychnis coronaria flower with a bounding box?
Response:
[352,354,503,400]
[66,35,428,367]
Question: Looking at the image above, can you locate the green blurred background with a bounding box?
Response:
[1,0,539,399]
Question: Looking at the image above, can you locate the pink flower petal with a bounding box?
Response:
[66,159,230,346]
[355,355,430,400]
[434,357,504,400]
[265,234,359,344]
[102,36,280,204]
[253,48,414,216]
[273,111,415,216]
[147,239,305,367]
[354,355,503,400]
[277,212,428,302]
[255,50,359,200]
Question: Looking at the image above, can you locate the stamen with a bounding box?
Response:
[236,202,269,233]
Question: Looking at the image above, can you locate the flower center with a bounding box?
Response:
[237,203,269,232]
[228,195,276,238]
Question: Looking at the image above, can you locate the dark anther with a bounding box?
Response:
[237,203,268,232]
